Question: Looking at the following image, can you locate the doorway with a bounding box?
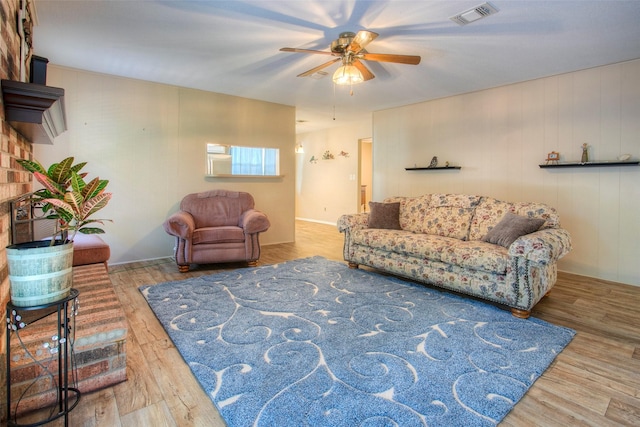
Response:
[358,138,372,212]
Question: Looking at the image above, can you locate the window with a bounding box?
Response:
[207,144,280,176]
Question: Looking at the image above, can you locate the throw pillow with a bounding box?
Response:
[482,212,545,247]
[368,202,401,230]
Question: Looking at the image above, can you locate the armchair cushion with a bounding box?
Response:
[182,190,255,228]
[193,226,245,245]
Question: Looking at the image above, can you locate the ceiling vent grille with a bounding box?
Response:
[309,70,328,80]
[450,2,499,26]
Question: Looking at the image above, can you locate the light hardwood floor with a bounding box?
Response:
[18,221,640,426]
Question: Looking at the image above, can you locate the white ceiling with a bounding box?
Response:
[32,1,640,133]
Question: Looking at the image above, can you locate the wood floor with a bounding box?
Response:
[18,220,640,426]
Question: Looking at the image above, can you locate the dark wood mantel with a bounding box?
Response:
[1,79,67,144]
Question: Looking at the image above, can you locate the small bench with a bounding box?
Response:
[72,234,111,270]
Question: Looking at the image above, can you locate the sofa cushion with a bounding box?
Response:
[469,197,560,241]
[421,194,481,240]
[423,207,475,240]
[430,194,482,209]
[513,202,560,228]
[468,197,512,241]
[482,212,545,248]
[397,196,431,233]
[350,229,456,263]
[192,226,245,245]
[441,240,510,274]
[349,228,508,274]
[368,202,401,230]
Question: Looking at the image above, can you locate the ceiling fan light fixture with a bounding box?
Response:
[332,65,364,85]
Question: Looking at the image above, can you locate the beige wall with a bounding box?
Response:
[31,58,640,286]
[296,119,372,224]
[373,59,640,286]
[35,65,296,264]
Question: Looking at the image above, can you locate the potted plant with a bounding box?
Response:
[6,157,112,307]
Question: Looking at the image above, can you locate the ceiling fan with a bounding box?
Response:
[280,30,421,85]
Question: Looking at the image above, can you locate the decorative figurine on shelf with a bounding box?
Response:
[429,156,438,168]
[581,143,589,163]
[309,155,318,164]
[546,151,560,165]
[445,161,450,167]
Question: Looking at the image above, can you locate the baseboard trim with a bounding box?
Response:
[295,217,337,226]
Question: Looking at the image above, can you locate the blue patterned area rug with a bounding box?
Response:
[140,256,575,426]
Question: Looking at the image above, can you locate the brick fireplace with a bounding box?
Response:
[1,0,37,355]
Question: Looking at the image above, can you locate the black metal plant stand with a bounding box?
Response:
[5,289,81,426]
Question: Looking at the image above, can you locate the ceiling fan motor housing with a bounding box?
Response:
[331,32,356,53]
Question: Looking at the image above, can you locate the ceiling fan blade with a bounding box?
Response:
[280,47,337,56]
[348,30,379,53]
[360,53,421,65]
[352,60,375,81]
[297,58,341,77]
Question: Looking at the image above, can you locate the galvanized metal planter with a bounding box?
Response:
[6,240,73,307]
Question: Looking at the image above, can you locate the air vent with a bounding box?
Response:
[450,2,499,26]
[309,70,329,80]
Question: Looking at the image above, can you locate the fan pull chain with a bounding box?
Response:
[333,83,336,121]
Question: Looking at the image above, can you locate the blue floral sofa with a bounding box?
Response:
[337,194,572,318]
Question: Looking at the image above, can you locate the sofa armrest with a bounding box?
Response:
[163,211,195,240]
[508,228,572,264]
[240,209,271,234]
[337,213,369,233]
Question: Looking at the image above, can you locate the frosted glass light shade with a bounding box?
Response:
[332,65,364,85]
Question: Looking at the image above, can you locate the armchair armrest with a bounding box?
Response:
[163,211,196,240]
[337,213,369,233]
[240,209,270,234]
[508,228,572,264]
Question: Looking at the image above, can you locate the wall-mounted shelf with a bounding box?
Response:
[539,161,638,168]
[405,166,461,170]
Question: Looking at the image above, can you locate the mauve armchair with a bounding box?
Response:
[163,190,270,272]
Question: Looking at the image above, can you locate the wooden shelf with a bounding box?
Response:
[405,166,461,170]
[539,161,638,168]
[1,80,67,144]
